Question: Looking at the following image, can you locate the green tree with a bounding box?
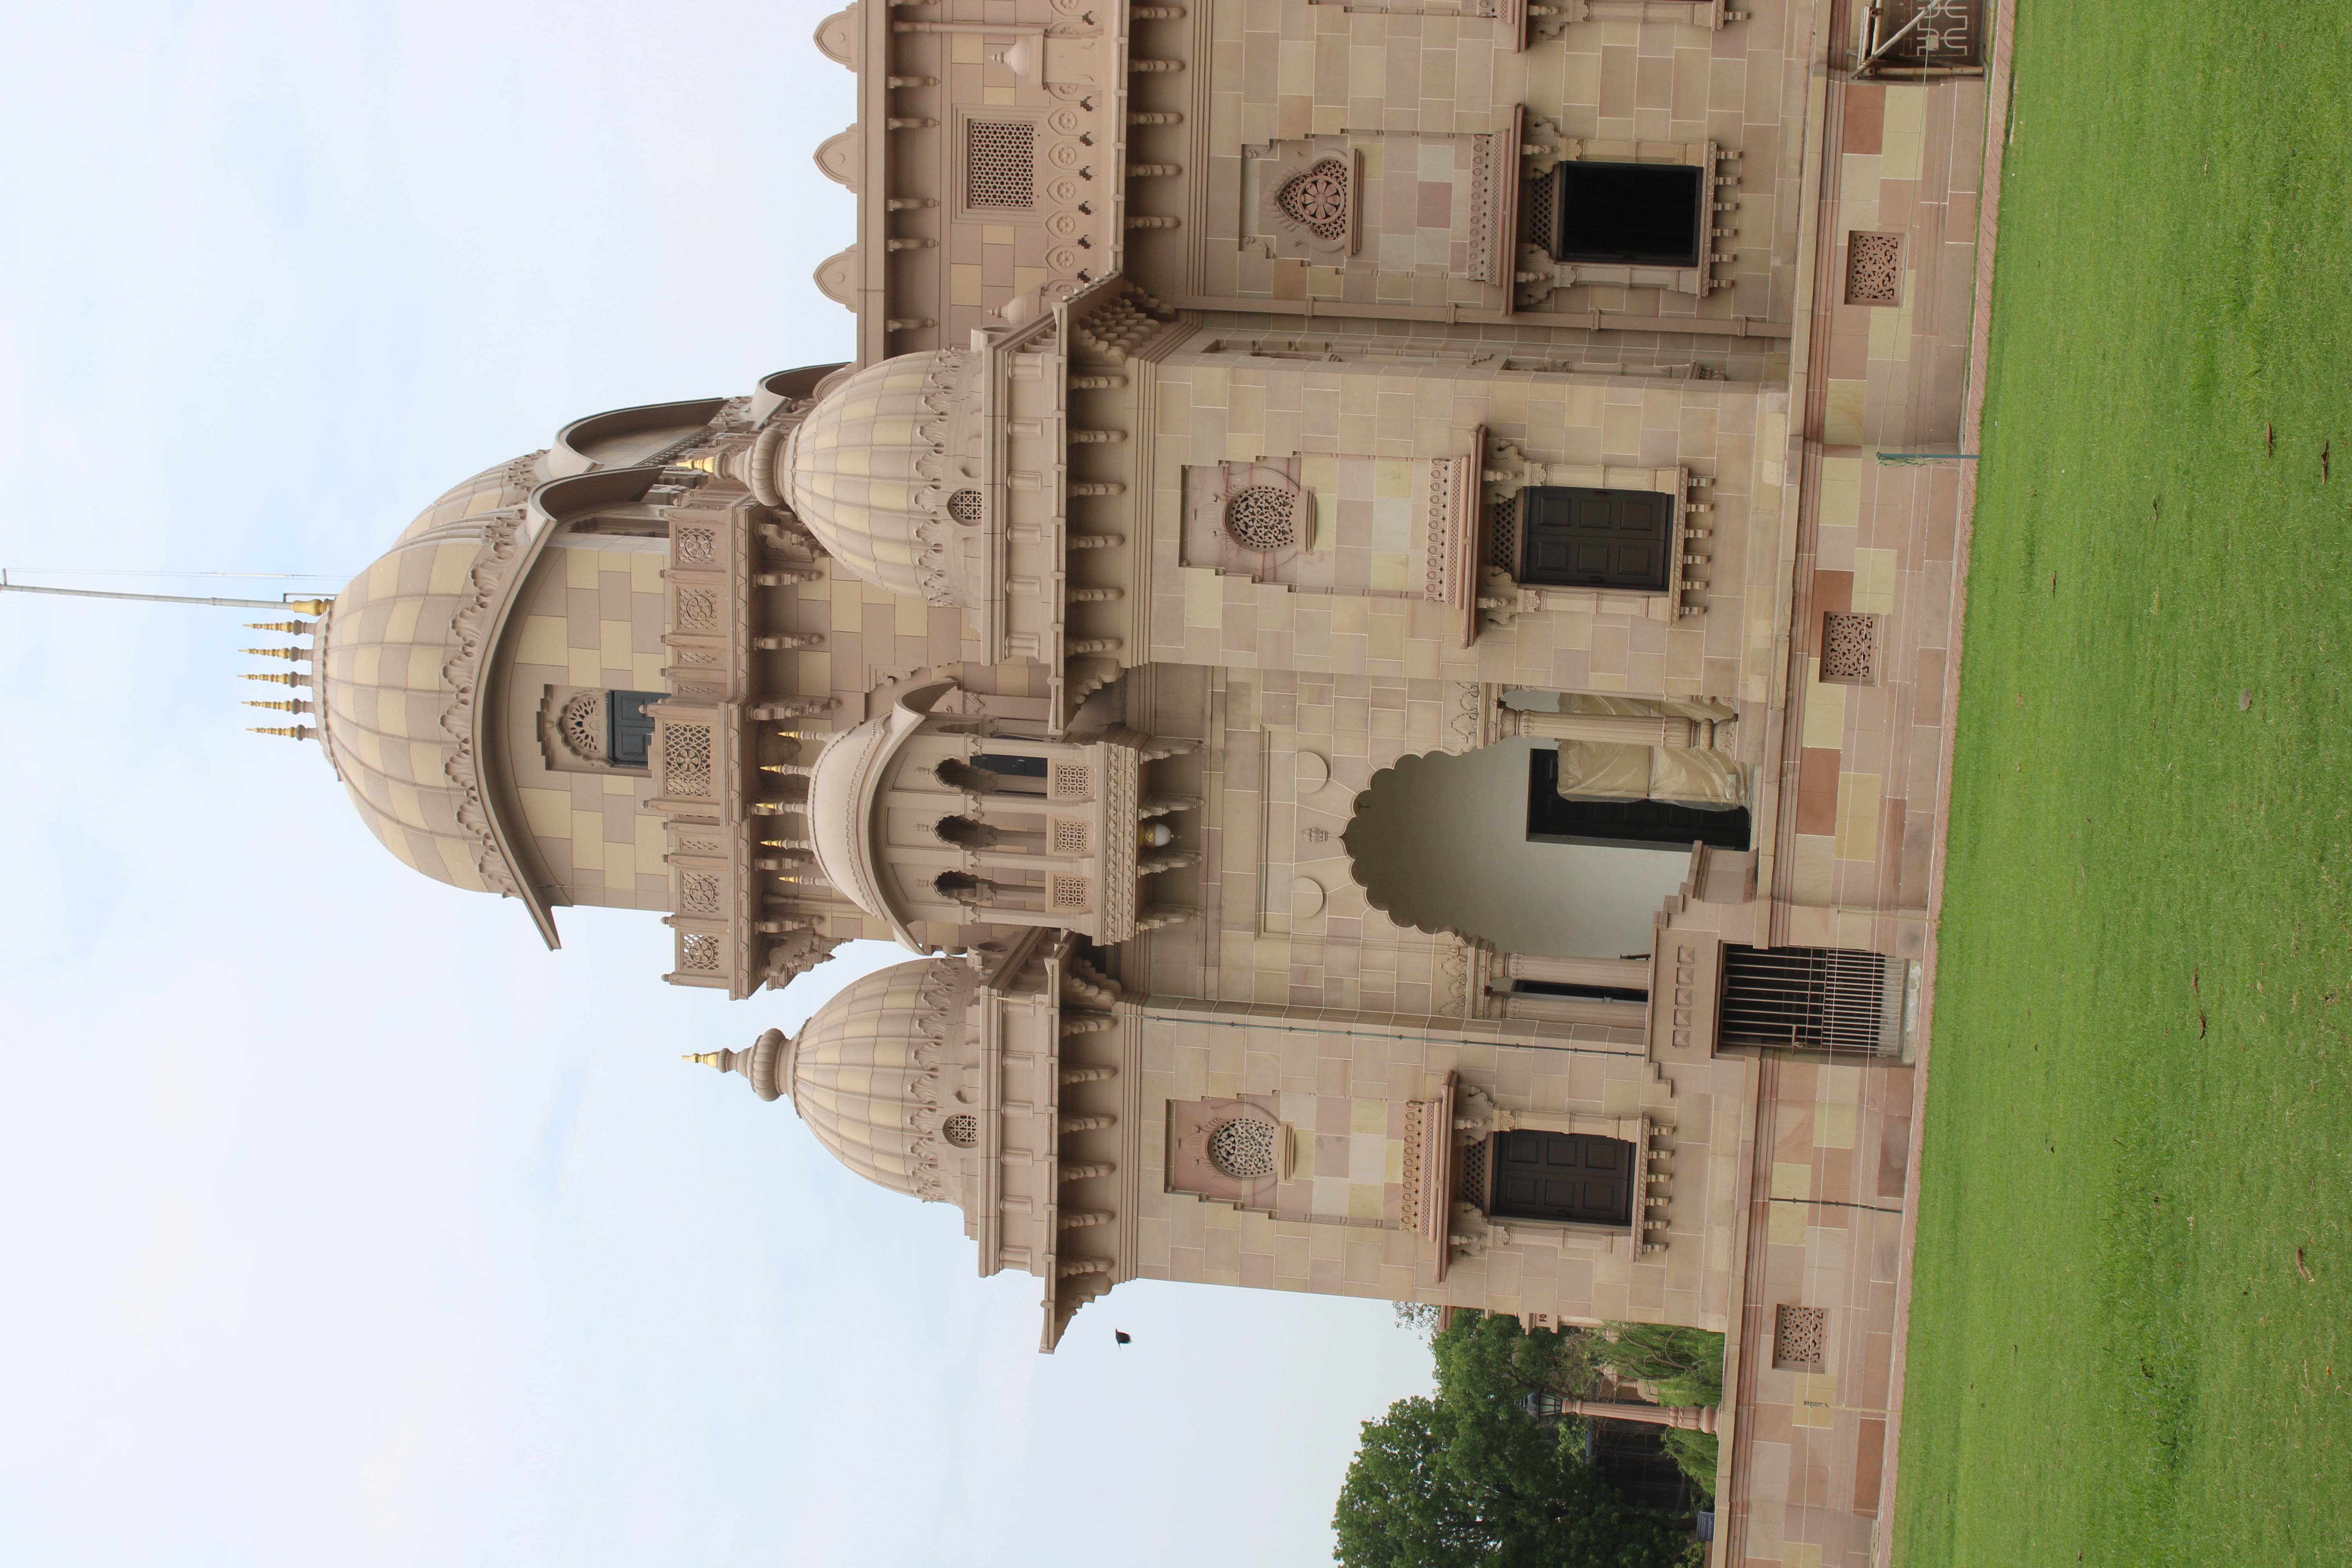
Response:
[1596,1323,1726,1499]
[1333,1314,1696,1568]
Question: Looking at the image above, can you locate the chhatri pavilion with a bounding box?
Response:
[249,1,1999,1562]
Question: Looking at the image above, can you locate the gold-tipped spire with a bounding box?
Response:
[284,599,331,615]
[241,646,308,661]
[678,454,723,477]
[248,726,313,740]
[243,620,314,635]
[684,1050,726,1068]
[240,670,307,687]
[243,699,312,714]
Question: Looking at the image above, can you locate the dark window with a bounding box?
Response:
[1527,748,1751,851]
[971,752,1049,795]
[606,691,662,769]
[1516,979,1650,1004]
[1719,945,1900,1054]
[1490,1131,1633,1226]
[1519,486,1672,592]
[1526,161,1704,268]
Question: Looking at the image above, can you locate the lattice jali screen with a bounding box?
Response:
[1845,232,1902,306]
[944,1114,979,1148]
[559,693,604,759]
[1049,875,1091,910]
[1225,486,1300,550]
[1458,1136,1491,1207]
[677,871,722,915]
[1207,1117,1279,1180]
[1821,611,1882,684]
[1049,762,1093,800]
[946,489,984,524]
[672,526,718,565]
[1049,817,1090,855]
[674,587,720,632]
[1773,1305,1828,1371]
[1277,159,1351,241]
[1487,499,1520,576]
[966,121,1036,209]
[677,932,722,973]
[661,724,715,799]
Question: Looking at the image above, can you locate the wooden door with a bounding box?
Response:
[1490,1131,1633,1225]
[608,691,661,769]
[1519,487,1672,591]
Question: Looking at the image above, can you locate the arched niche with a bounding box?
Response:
[1341,739,1690,957]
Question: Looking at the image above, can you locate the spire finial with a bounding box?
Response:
[241,646,308,662]
[239,670,308,687]
[684,1051,730,1070]
[285,599,332,615]
[244,619,314,635]
[248,726,312,740]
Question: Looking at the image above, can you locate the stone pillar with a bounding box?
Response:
[1558,1397,1718,1435]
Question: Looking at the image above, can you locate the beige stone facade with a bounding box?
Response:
[252,0,2001,1563]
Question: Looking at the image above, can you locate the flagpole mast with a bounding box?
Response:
[0,572,325,613]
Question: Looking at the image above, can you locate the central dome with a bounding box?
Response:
[317,453,543,901]
[782,350,988,606]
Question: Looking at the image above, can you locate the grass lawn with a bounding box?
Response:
[1893,4,2352,1565]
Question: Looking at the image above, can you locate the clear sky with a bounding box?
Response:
[0,3,1434,1562]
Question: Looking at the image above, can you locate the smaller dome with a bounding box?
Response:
[782,351,987,606]
[786,956,976,1201]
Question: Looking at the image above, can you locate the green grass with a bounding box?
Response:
[1892,5,2352,1565]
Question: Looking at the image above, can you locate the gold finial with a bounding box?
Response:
[240,670,305,687]
[679,454,722,476]
[775,728,803,739]
[248,726,312,739]
[684,1051,727,1069]
[285,599,331,615]
[244,699,296,712]
[241,646,307,662]
[243,620,313,635]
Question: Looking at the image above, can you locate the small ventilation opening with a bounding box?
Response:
[1773,1305,1828,1371]
[1844,232,1902,306]
[966,121,1036,209]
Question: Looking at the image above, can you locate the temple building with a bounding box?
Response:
[249,1,1996,1562]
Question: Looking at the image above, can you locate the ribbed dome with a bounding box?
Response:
[782,350,986,606]
[316,453,543,898]
[787,956,975,1201]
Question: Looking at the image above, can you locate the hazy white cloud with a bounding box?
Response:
[0,4,1430,1564]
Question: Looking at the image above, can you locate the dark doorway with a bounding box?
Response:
[1526,161,1705,267]
[1519,486,1673,591]
[1490,1131,1633,1226]
[1527,749,1751,852]
[971,752,1049,795]
[1588,1421,1700,1513]
[607,690,662,769]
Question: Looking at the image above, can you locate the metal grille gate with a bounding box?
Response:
[1719,946,1900,1055]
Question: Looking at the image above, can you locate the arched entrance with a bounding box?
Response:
[1341,738,1693,957]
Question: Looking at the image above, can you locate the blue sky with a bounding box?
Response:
[0,3,1431,1563]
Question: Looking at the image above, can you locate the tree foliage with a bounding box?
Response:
[1595,1324,1723,1409]
[1333,1314,1696,1568]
